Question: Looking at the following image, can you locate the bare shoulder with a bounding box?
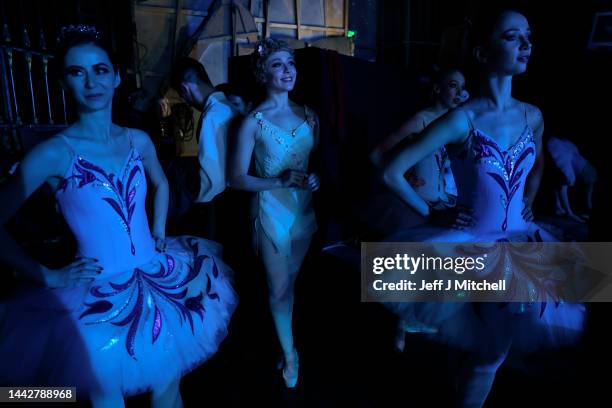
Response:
[429,105,473,145]
[31,135,72,169]
[397,110,428,134]
[238,112,261,136]
[412,110,429,124]
[124,127,155,151]
[522,102,544,128]
[457,99,484,121]
[241,111,260,125]
[9,134,73,184]
[442,104,472,128]
[38,134,72,157]
[289,99,303,110]
[126,127,152,143]
[251,101,272,114]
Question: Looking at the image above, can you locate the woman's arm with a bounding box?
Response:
[229,116,305,191]
[524,105,544,206]
[311,109,320,150]
[370,113,425,167]
[307,110,321,191]
[0,138,71,282]
[383,109,470,217]
[131,129,169,244]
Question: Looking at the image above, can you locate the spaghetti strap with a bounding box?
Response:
[462,108,475,131]
[126,128,134,149]
[59,134,76,157]
[522,103,529,128]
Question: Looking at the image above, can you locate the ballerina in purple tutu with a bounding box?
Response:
[0,25,237,407]
[382,9,584,407]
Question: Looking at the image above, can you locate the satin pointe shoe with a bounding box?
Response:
[280,348,299,389]
[394,325,407,353]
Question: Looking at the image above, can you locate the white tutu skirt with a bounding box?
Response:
[0,236,237,398]
[385,223,585,357]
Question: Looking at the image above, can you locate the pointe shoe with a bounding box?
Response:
[394,318,437,352]
[280,349,299,389]
[394,328,406,353]
[402,318,438,334]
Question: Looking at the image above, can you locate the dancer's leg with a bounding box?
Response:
[261,236,296,359]
[456,343,511,408]
[261,234,311,385]
[91,394,125,408]
[151,378,183,408]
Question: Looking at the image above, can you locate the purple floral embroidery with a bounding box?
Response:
[152,306,162,343]
[81,242,220,359]
[185,292,205,318]
[456,242,562,317]
[80,250,204,360]
[473,136,494,160]
[471,129,534,231]
[74,163,97,187]
[79,300,113,318]
[62,150,141,254]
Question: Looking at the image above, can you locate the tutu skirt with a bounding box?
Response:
[385,224,585,357]
[0,235,237,397]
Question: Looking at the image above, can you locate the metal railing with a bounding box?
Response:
[1,21,69,155]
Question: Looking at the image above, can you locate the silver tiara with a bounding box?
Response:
[58,24,102,42]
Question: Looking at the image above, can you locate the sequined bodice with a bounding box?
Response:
[252,110,315,178]
[250,109,317,256]
[56,146,156,275]
[450,124,535,235]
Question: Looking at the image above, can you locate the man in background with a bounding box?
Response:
[170,57,240,239]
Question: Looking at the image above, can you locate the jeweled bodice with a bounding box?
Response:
[252,110,315,178]
[56,147,156,275]
[450,125,536,235]
[251,108,317,255]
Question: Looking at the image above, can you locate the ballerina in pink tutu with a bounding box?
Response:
[0,26,237,407]
[382,9,584,407]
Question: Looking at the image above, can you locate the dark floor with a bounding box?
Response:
[3,213,608,408]
[136,233,608,408]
